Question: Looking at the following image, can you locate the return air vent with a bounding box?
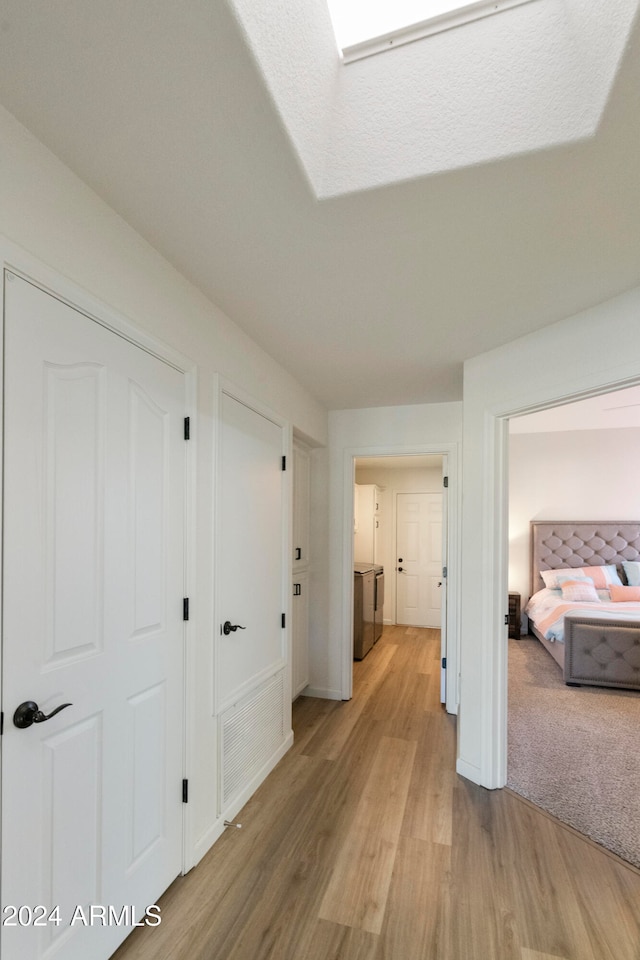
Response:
[221,672,285,808]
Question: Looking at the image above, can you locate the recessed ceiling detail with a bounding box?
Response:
[231,0,637,196]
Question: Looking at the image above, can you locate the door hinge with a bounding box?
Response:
[504,614,509,626]
[184,416,190,440]
[183,598,190,621]
[182,779,189,803]
[443,476,449,488]
[282,455,286,471]
[442,657,447,669]
[281,613,286,628]
[293,583,301,596]
[0,711,3,736]
[442,566,447,578]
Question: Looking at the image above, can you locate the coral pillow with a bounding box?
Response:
[609,584,640,602]
[579,564,623,588]
[560,579,600,602]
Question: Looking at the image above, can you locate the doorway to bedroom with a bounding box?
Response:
[506,384,640,869]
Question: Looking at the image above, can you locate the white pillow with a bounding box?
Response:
[622,560,640,586]
[560,578,600,603]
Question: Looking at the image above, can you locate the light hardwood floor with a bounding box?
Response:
[113,626,640,960]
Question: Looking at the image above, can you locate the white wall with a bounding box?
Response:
[509,427,640,603]
[0,105,328,866]
[319,403,462,704]
[461,283,640,790]
[355,464,443,623]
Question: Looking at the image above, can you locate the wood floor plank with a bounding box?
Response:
[402,718,455,846]
[366,669,432,742]
[490,790,599,960]
[289,694,340,755]
[415,627,441,675]
[222,858,334,960]
[376,835,451,960]
[306,645,396,761]
[282,725,384,868]
[112,625,640,960]
[301,919,379,960]
[554,823,640,960]
[521,951,570,960]
[446,777,524,960]
[318,735,417,934]
[353,639,398,685]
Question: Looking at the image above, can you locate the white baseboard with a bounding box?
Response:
[456,757,482,785]
[190,819,227,871]
[302,686,344,701]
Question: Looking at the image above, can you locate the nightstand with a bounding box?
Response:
[508,593,521,639]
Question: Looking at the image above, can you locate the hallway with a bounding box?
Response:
[113,626,640,960]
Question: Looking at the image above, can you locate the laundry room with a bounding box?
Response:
[353,455,446,659]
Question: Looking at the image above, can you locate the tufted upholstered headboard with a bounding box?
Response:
[530,521,640,595]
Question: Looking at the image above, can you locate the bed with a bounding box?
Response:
[526,521,640,690]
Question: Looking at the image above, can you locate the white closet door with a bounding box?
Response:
[217,392,286,709]
[1,274,185,960]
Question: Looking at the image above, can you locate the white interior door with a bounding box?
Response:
[1,274,186,960]
[217,392,286,710]
[396,492,442,628]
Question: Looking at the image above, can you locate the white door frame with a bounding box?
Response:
[0,239,198,872]
[341,442,460,714]
[477,377,640,790]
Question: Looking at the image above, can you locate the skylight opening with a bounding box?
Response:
[327,0,537,63]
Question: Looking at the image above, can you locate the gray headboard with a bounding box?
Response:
[530,521,640,595]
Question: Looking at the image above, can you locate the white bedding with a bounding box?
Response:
[525,588,640,644]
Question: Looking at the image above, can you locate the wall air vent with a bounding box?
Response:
[220,672,285,809]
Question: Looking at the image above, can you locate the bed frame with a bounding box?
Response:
[529,521,640,690]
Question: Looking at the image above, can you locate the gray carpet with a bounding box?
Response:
[507,636,640,869]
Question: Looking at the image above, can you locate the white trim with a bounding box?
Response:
[217,660,289,717]
[304,685,343,701]
[341,442,460,714]
[181,358,198,873]
[0,239,192,375]
[456,757,482,783]
[0,236,198,873]
[342,0,537,64]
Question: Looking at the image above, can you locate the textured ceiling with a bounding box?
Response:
[0,1,639,409]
